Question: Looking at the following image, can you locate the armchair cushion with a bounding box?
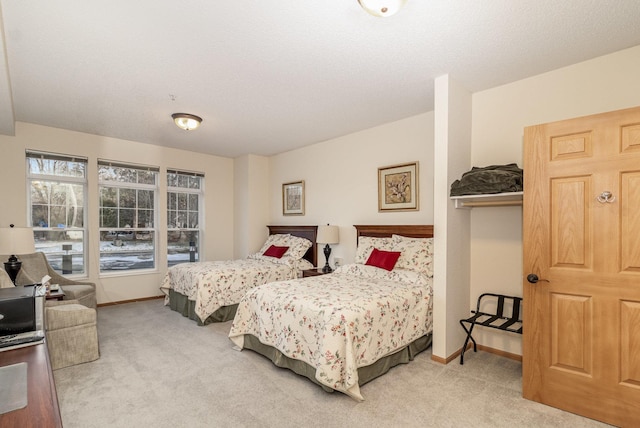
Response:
[45,302,99,370]
[0,252,97,309]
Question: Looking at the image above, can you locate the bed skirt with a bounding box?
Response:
[242,333,433,393]
[168,289,238,325]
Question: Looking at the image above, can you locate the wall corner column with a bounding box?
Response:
[432,74,472,362]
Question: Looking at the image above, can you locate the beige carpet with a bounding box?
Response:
[53,299,610,428]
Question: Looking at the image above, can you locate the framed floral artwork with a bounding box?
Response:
[378,162,419,212]
[282,180,305,215]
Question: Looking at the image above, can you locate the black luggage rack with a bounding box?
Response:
[459,293,523,364]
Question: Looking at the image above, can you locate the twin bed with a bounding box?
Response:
[162,225,317,324]
[163,224,434,401]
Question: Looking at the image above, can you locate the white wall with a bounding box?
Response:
[268,112,434,267]
[433,75,472,361]
[0,122,235,304]
[234,154,270,258]
[469,44,640,355]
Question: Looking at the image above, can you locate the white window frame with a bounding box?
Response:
[167,169,204,267]
[26,150,88,277]
[98,160,159,275]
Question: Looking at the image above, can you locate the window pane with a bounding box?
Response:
[176,212,187,229]
[188,212,198,228]
[137,170,156,185]
[113,167,135,183]
[34,230,85,275]
[32,205,49,227]
[118,209,134,228]
[70,207,84,228]
[100,187,117,207]
[167,173,178,188]
[99,230,155,271]
[176,175,188,188]
[28,158,85,178]
[137,209,153,228]
[176,193,187,210]
[138,190,153,209]
[98,165,116,182]
[167,210,177,228]
[50,205,67,227]
[119,188,136,208]
[100,208,118,228]
[167,192,176,210]
[188,194,199,210]
[30,181,50,204]
[49,183,68,205]
[188,176,201,189]
[168,231,198,267]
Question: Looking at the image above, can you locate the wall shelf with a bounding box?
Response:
[451,191,523,209]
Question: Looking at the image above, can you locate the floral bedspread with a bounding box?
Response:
[162,259,297,322]
[228,263,433,401]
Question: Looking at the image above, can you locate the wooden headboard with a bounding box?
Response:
[267,225,318,267]
[354,225,434,243]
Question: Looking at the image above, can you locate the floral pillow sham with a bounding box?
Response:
[352,234,433,277]
[250,233,313,266]
[392,234,433,277]
[354,236,395,264]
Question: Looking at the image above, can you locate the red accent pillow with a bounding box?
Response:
[365,248,401,271]
[263,245,289,259]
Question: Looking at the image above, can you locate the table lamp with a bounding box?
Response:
[316,225,339,273]
[0,224,36,284]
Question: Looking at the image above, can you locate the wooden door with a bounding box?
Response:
[523,106,640,426]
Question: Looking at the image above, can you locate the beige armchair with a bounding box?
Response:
[0,252,97,309]
[44,299,99,370]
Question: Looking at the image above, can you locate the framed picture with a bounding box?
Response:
[282,180,305,215]
[378,162,419,212]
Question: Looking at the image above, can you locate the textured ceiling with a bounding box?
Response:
[1,0,640,158]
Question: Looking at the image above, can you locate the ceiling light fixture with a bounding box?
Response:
[172,113,202,131]
[358,0,407,17]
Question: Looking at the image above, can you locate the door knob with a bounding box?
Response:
[527,274,549,284]
[596,191,615,203]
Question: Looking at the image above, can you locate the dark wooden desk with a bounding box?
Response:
[0,343,63,427]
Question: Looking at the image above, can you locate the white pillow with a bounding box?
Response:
[354,236,395,264]
[392,234,433,277]
[283,235,313,260]
[256,233,312,261]
[257,234,291,254]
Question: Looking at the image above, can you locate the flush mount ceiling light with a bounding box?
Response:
[358,0,407,17]
[172,113,202,131]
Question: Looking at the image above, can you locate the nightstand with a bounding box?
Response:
[302,268,331,278]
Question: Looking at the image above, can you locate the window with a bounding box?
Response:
[167,170,204,267]
[98,160,158,272]
[27,150,88,275]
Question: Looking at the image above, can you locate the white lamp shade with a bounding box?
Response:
[0,227,36,255]
[172,113,202,131]
[317,225,339,245]
[358,0,407,17]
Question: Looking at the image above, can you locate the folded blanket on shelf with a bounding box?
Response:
[450,163,523,196]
